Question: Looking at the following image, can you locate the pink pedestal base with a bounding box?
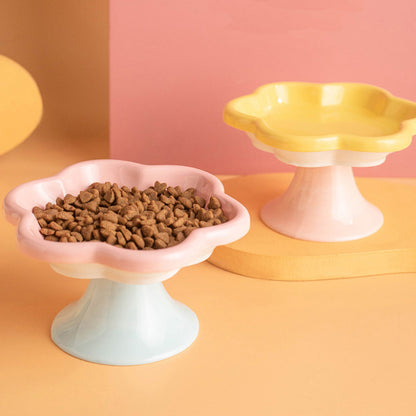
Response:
[260,166,384,242]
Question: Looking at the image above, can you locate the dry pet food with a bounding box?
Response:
[32,181,228,250]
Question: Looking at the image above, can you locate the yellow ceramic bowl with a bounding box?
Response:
[224,82,416,153]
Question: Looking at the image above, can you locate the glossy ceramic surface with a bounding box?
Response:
[224,82,416,155]
[261,166,383,242]
[0,55,42,155]
[223,82,409,241]
[4,159,250,277]
[4,159,250,364]
[51,279,198,366]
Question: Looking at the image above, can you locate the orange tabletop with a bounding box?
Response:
[1,133,416,416]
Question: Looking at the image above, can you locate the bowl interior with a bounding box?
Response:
[11,161,239,243]
[232,83,416,137]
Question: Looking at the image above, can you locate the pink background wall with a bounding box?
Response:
[110,1,416,176]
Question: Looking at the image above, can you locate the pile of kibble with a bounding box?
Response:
[32,181,228,250]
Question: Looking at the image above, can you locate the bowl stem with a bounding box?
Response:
[260,166,383,242]
[51,278,198,365]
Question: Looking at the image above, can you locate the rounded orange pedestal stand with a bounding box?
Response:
[209,173,416,281]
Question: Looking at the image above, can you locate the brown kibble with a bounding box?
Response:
[120,226,132,242]
[144,188,158,201]
[132,234,145,249]
[144,237,154,248]
[104,189,115,204]
[55,230,70,237]
[61,220,71,229]
[40,228,55,236]
[100,220,117,232]
[117,197,128,206]
[126,241,138,250]
[156,209,168,222]
[166,186,178,197]
[100,229,114,239]
[173,217,185,228]
[85,215,94,225]
[176,232,185,242]
[64,194,76,205]
[133,200,144,213]
[208,196,221,210]
[85,199,99,212]
[56,211,74,221]
[184,227,196,237]
[154,181,167,193]
[193,195,205,207]
[67,221,78,231]
[32,207,44,219]
[201,210,214,221]
[164,216,175,226]
[79,191,93,203]
[174,208,186,218]
[141,225,154,238]
[35,180,228,249]
[102,182,111,194]
[102,211,118,223]
[38,218,47,228]
[182,188,195,198]
[108,204,121,213]
[154,238,167,249]
[141,192,151,204]
[118,216,128,225]
[112,183,122,198]
[62,203,76,212]
[212,208,223,219]
[172,226,186,236]
[116,231,126,246]
[155,232,170,244]
[81,225,94,241]
[71,231,83,242]
[148,200,164,213]
[178,196,192,209]
[121,208,138,221]
[141,210,155,220]
[106,234,117,245]
[200,220,214,227]
[49,221,63,231]
[43,209,59,222]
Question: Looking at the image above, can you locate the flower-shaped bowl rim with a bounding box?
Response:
[224,82,416,153]
[3,159,250,274]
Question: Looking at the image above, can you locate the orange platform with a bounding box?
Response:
[2,134,416,416]
[210,173,416,280]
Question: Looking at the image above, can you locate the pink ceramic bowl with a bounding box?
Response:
[4,159,250,283]
[4,159,250,365]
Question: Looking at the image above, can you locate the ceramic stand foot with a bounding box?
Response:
[51,278,199,365]
[261,166,383,242]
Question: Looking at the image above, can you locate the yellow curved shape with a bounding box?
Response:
[224,82,416,153]
[0,55,43,156]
